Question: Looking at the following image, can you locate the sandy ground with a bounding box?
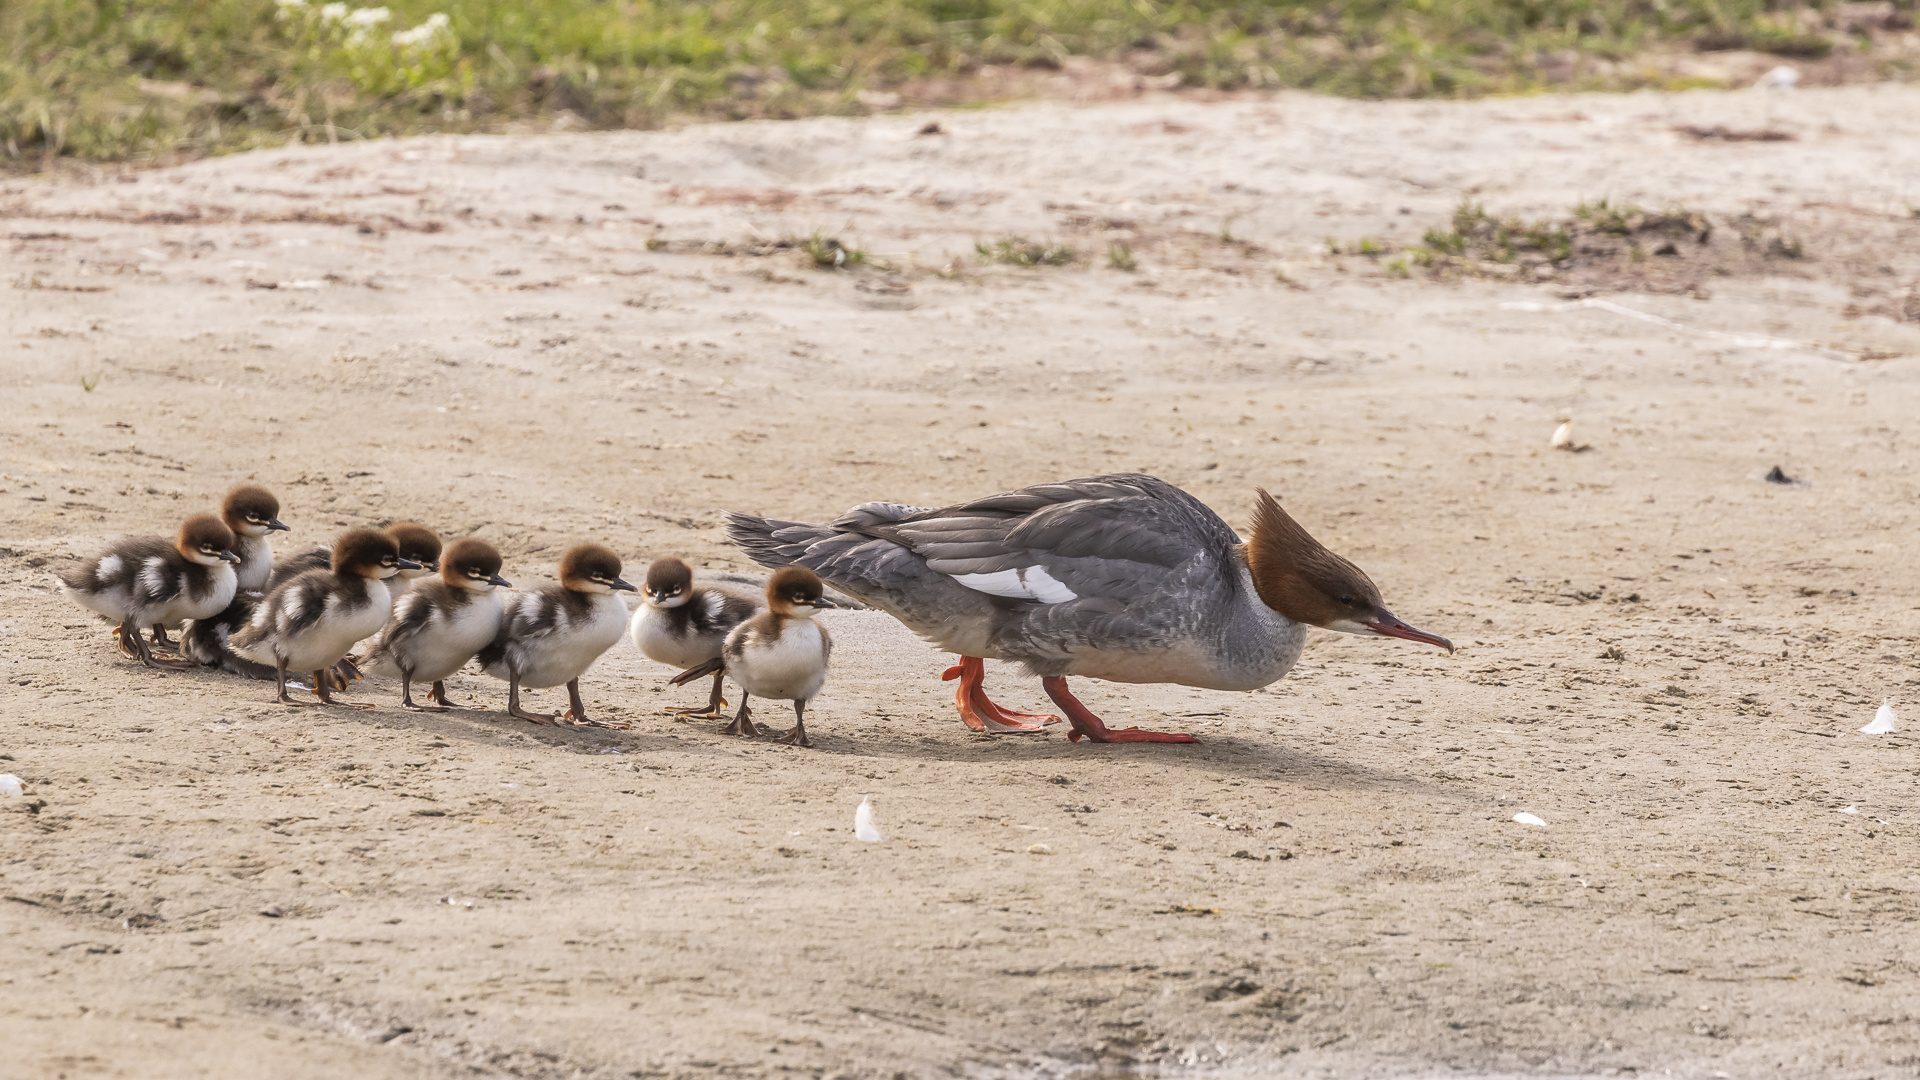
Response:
[5,83,1920,1079]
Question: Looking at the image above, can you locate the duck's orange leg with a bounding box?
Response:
[1041,676,1198,744]
[941,656,1059,733]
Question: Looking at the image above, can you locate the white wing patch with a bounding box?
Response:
[97,555,123,580]
[139,557,170,599]
[949,566,1078,604]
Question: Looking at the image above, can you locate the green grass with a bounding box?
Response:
[4,0,1914,168]
[976,236,1075,267]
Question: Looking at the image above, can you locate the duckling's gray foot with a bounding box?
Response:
[719,700,757,738]
[400,680,447,713]
[776,705,812,748]
[561,678,630,729]
[506,675,556,724]
[667,671,729,720]
[149,624,177,649]
[775,727,813,747]
[1041,677,1198,744]
[428,681,476,709]
[944,656,1059,733]
[315,673,377,710]
[123,623,189,669]
[275,665,317,706]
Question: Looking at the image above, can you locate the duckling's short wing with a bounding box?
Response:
[475,587,566,674]
[268,547,330,592]
[231,570,335,656]
[689,587,759,638]
[369,585,438,662]
[59,536,178,623]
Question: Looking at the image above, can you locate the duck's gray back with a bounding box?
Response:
[728,474,1304,690]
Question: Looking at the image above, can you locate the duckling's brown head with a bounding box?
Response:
[222,485,288,538]
[442,538,509,591]
[643,557,694,609]
[386,522,442,575]
[178,514,240,568]
[1244,488,1451,653]
[766,566,833,618]
[332,528,417,580]
[558,543,635,594]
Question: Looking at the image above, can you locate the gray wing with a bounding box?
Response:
[268,547,330,592]
[730,474,1244,662]
[368,584,441,666]
[230,570,335,660]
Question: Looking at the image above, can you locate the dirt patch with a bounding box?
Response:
[3,85,1920,1079]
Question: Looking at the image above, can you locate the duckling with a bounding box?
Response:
[268,522,441,689]
[476,543,635,729]
[359,539,510,711]
[230,528,420,707]
[222,485,291,591]
[60,514,240,669]
[269,521,441,594]
[682,566,833,746]
[381,522,442,597]
[179,485,292,677]
[627,556,759,719]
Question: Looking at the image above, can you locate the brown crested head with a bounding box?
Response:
[766,565,832,617]
[177,513,240,566]
[331,528,411,580]
[643,556,694,605]
[1244,489,1452,653]
[442,538,509,590]
[385,522,442,571]
[557,543,635,594]
[222,485,287,535]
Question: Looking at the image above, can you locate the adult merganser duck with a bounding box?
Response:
[179,485,291,677]
[475,543,635,728]
[59,513,241,669]
[675,566,833,745]
[359,538,510,711]
[230,528,420,707]
[628,556,759,719]
[726,473,1452,744]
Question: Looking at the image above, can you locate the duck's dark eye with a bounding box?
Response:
[1336,594,1354,606]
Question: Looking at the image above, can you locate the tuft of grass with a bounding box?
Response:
[1106,242,1136,272]
[80,373,100,392]
[1767,235,1805,259]
[800,231,864,269]
[6,0,1908,170]
[1574,198,1641,236]
[1418,202,1572,264]
[976,237,1075,268]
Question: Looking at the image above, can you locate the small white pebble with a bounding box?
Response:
[1839,805,1860,815]
[1860,700,1898,735]
[1550,421,1573,450]
[1512,812,1547,827]
[1027,843,1053,855]
[0,774,21,798]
